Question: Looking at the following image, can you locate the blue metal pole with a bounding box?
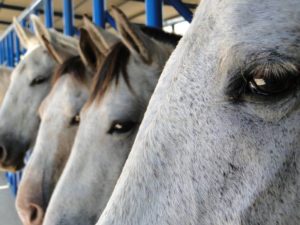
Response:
[8,33,13,66]
[12,174,17,195]
[146,0,163,28]
[44,0,53,28]
[33,7,39,15]
[165,0,193,23]
[7,33,14,67]
[1,42,3,64]
[4,37,8,65]
[93,0,105,28]
[2,41,5,64]
[1,42,4,64]
[21,19,27,28]
[14,31,21,63]
[105,12,116,29]
[63,0,74,36]
[0,42,3,64]
[20,20,27,54]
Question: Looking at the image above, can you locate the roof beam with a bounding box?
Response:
[131,0,198,9]
[0,3,25,11]
[0,21,11,25]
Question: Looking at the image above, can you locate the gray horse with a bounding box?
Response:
[16,17,118,225]
[0,16,77,171]
[95,1,300,224]
[42,8,181,225]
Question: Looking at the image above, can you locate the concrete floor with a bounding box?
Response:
[0,172,22,225]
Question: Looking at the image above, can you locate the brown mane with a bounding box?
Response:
[52,56,87,86]
[88,27,180,104]
[89,42,131,103]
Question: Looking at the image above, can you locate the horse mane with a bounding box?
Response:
[89,42,131,103]
[139,25,182,46]
[89,27,181,104]
[52,56,87,86]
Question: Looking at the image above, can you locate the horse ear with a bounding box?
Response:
[112,7,152,64]
[13,17,38,50]
[79,28,102,69]
[40,35,64,64]
[83,15,119,54]
[30,14,51,44]
[30,15,78,64]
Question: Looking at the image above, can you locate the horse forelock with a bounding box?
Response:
[86,26,181,106]
[88,42,131,104]
[52,56,87,87]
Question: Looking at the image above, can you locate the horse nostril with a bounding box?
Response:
[0,144,7,163]
[28,203,44,225]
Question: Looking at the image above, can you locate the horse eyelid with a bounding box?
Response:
[30,76,49,86]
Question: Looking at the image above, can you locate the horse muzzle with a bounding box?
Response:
[0,134,29,171]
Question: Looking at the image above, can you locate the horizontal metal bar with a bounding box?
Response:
[0,3,25,11]
[0,0,43,41]
[165,0,193,22]
[132,0,198,9]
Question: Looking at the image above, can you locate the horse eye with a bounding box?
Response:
[30,76,49,86]
[70,114,80,126]
[108,121,136,134]
[248,75,297,96]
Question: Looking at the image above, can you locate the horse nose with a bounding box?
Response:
[19,203,44,225]
[0,135,29,171]
[0,144,8,164]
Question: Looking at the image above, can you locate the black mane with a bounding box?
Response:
[52,56,87,86]
[138,24,182,46]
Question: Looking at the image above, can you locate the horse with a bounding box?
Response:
[15,16,119,225]
[42,8,181,225]
[0,16,78,171]
[0,66,12,105]
[93,1,299,224]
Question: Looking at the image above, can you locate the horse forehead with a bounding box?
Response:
[191,0,300,74]
[13,47,53,79]
[216,0,300,36]
[52,76,86,99]
[27,48,52,68]
[45,76,88,113]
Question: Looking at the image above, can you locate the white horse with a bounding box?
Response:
[0,66,11,105]
[0,16,78,171]
[42,8,181,225]
[16,17,119,225]
[91,1,300,224]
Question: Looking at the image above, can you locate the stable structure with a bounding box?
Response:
[0,0,198,195]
